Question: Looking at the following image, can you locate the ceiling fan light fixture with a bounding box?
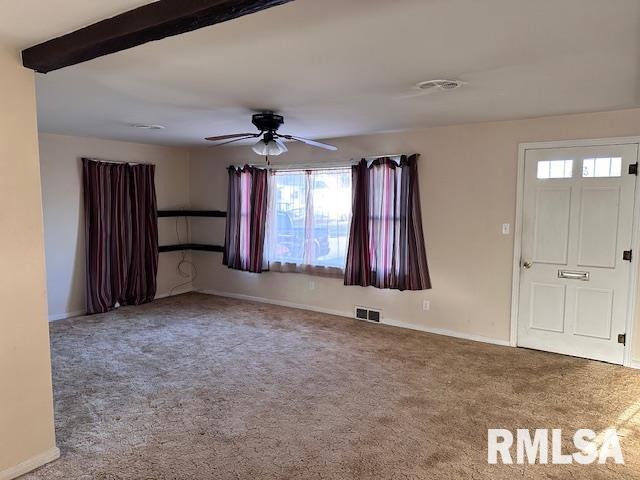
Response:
[274,138,288,153]
[251,139,267,156]
[252,136,287,156]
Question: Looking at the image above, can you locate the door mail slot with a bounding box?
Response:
[558,270,589,281]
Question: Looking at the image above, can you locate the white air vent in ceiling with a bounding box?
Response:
[132,123,165,130]
[416,79,464,92]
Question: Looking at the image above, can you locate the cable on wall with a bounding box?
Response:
[169,214,197,296]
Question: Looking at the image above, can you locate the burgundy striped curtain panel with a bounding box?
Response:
[344,154,432,290]
[223,165,268,273]
[83,158,159,314]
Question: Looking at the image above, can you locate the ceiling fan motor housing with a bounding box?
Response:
[252,113,284,132]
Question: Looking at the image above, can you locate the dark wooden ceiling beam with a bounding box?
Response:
[22,0,294,73]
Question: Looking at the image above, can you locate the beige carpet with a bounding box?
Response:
[24,293,640,479]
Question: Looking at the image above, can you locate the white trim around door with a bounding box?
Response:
[510,136,640,368]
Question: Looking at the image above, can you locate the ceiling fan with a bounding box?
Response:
[205,112,337,156]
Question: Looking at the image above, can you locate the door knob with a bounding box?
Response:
[523,260,533,269]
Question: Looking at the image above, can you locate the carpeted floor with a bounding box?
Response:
[24,292,640,479]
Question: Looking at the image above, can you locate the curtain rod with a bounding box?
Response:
[362,153,407,160]
[82,157,154,166]
[237,153,412,171]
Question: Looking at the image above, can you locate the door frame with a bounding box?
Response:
[510,136,640,368]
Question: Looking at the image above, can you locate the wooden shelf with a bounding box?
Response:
[159,243,223,253]
[158,210,226,218]
[158,210,225,252]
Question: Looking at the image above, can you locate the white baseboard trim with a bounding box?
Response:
[627,360,640,370]
[48,310,84,322]
[0,447,60,480]
[155,286,194,300]
[197,289,511,348]
[198,289,353,319]
[381,318,512,347]
[48,287,195,322]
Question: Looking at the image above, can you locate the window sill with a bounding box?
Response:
[268,261,344,279]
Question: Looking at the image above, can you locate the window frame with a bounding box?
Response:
[266,167,352,276]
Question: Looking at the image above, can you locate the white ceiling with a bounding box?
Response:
[5,0,640,146]
[0,1,151,47]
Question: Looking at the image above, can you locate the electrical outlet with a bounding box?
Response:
[423,300,430,311]
[502,223,510,235]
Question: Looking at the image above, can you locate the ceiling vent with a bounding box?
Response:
[416,79,464,92]
[132,124,165,130]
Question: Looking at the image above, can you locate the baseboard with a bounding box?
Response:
[198,289,353,318]
[48,310,84,322]
[627,360,640,370]
[197,289,511,348]
[48,287,194,322]
[381,318,512,347]
[0,447,60,480]
[155,285,194,300]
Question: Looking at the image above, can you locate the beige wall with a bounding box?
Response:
[0,47,57,475]
[38,133,193,320]
[189,108,640,360]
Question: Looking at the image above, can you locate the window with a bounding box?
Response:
[266,168,352,274]
[537,160,573,179]
[582,157,622,178]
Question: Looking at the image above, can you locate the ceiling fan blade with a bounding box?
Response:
[279,134,338,151]
[207,135,257,147]
[205,133,259,141]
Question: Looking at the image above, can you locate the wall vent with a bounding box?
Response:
[354,306,381,323]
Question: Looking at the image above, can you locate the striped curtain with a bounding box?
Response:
[344,154,431,290]
[83,158,158,314]
[223,165,268,273]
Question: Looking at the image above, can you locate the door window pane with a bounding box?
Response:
[582,157,622,178]
[537,160,573,179]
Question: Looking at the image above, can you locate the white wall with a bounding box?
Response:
[0,46,57,478]
[37,108,640,362]
[188,108,640,360]
[38,133,193,321]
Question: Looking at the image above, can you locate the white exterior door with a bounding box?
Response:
[517,144,639,364]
